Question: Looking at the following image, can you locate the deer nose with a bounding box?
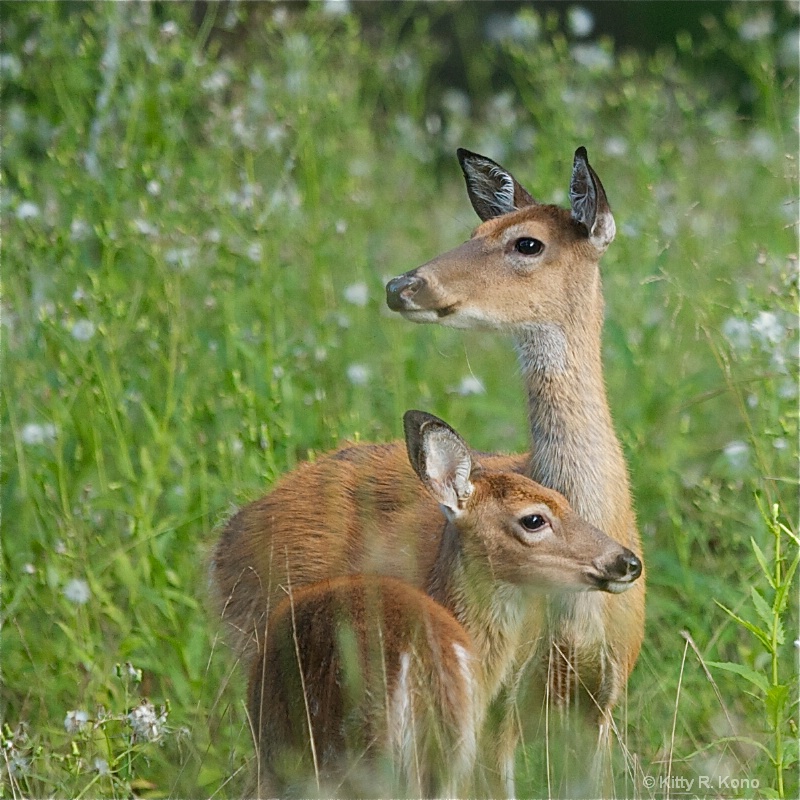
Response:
[611,550,642,582]
[386,273,423,311]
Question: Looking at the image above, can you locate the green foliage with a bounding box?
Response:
[2,2,797,797]
[709,503,800,798]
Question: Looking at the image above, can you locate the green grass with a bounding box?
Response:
[2,3,797,798]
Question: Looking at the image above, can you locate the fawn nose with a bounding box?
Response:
[386,273,423,311]
[611,550,642,582]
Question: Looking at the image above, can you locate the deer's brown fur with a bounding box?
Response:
[245,412,641,798]
[213,147,645,794]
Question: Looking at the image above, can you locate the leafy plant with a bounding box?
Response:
[708,502,799,799]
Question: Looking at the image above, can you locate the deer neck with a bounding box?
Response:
[513,315,632,537]
[427,523,526,701]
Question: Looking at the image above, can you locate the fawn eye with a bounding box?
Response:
[514,237,544,256]
[520,514,547,532]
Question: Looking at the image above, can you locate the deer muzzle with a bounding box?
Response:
[386,272,424,311]
[589,548,642,594]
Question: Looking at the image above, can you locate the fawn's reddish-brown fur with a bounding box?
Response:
[246,412,641,798]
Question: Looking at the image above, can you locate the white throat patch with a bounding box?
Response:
[514,323,569,374]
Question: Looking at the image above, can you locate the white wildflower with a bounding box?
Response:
[202,69,230,93]
[621,221,640,238]
[8,753,30,777]
[64,709,90,734]
[748,130,777,162]
[63,578,91,605]
[133,218,158,237]
[722,316,751,350]
[71,319,96,342]
[231,105,254,148]
[165,247,195,270]
[314,347,328,362]
[159,20,179,40]
[0,53,21,79]
[205,228,221,244]
[604,136,628,157]
[7,104,26,134]
[265,123,287,148]
[568,6,594,38]
[751,311,783,344]
[94,757,111,775]
[335,219,348,234]
[247,242,262,263]
[23,563,35,575]
[127,700,168,743]
[21,422,57,446]
[322,0,350,16]
[723,440,749,470]
[146,179,161,196]
[779,29,800,68]
[442,88,470,118]
[70,218,91,240]
[454,375,486,396]
[348,158,371,178]
[570,43,613,71]
[346,363,370,386]
[486,12,540,43]
[272,365,285,380]
[773,438,788,450]
[16,201,40,221]
[343,282,369,307]
[738,11,775,41]
[426,113,442,135]
[230,437,244,456]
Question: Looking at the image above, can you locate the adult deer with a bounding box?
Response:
[213,147,645,792]
[247,411,641,799]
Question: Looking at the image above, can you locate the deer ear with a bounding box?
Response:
[403,410,474,518]
[570,146,616,253]
[457,148,537,221]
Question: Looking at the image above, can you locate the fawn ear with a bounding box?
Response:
[570,146,616,253]
[457,148,537,221]
[404,410,474,518]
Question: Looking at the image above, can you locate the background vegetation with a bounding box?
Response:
[2,2,797,797]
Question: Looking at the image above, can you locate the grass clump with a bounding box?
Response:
[2,2,797,797]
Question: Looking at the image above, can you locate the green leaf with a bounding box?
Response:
[765,684,790,729]
[705,660,770,694]
[774,551,800,616]
[750,536,776,588]
[714,601,772,650]
[750,586,773,629]
[759,788,781,799]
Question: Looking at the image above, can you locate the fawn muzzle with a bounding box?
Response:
[589,547,642,594]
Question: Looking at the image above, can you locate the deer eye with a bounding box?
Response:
[520,514,547,532]
[514,237,544,256]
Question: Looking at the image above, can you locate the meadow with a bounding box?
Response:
[2,3,797,798]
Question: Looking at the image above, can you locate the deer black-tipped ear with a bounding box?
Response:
[457,148,537,222]
[569,146,616,253]
[403,410,474,517]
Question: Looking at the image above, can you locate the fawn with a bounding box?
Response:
[214,147,644,794]
[247,411,641,798]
